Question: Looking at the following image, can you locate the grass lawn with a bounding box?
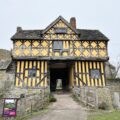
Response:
[88,110,120,120]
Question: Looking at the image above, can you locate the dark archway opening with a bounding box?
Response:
[50,62,70,92]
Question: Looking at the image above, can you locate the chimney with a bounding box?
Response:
[17,26,22,32]
[70,17,76,29]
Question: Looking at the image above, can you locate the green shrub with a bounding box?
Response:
[0,94,4,98]
[49,94,57,102]
[98,102,109,110]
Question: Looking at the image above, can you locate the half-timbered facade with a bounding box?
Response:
[11,16,109,91]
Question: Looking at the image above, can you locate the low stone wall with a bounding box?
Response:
[106,79,120,86]
[0,72,50,117]
[5,87,50,116]
[107,85,120,109]
[73,87,113,109]
[106,79,120,108]
[0,87,50,117]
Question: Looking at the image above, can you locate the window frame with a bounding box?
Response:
[28,67,37,78]
[53,41,63,51]
[55,28,67,34]
[90,69,101,79]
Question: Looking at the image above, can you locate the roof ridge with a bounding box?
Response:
[20,29,101,31]
[22,29,43,31]
[21,29,100,31]
[77,29,99,31]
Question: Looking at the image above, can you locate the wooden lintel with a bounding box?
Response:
[13,56,109,61]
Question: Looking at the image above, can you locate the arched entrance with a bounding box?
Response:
[50,61,73,92]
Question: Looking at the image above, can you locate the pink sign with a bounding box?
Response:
[2,98,18,117]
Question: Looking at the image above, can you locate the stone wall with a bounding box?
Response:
[106,84,120,109]
[0,49,11,60]
[0,50,50,118]
[0,72,50,117]
[73,87,113,109]
[0,71,6,81]
[5,87,50,116]
[106,79,120,86]
[0,70,8,90]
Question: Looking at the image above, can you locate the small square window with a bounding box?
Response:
[55,28,67,34]
[28,68,36,77]
[90,69,100,79]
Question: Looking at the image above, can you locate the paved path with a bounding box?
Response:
[30,94,87,120]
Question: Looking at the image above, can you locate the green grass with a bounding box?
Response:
[88,110,120,120]
[22,109,48,120]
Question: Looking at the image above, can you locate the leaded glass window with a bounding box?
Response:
[55,28,67,34]
[28,67,36,77]
[90,69,100,79]
[53,41,63,50]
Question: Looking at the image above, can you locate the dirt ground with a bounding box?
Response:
[29,93,87,120]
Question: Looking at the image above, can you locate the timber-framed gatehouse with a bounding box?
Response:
[11,16,109,91]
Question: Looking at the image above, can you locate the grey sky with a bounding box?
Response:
[0,0,120,64]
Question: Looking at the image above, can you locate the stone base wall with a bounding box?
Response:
[0,71,6,81]
[106,79,120,86]
[0,72,50,117]
[0,73,14,99]
[107,85,120,109]
[73,87,113,109]
[5,87,50,116]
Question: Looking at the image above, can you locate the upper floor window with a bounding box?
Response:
[90,69,101,79]
[55,28,67,34]
[53,41,63,50]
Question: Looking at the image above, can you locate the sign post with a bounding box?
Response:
[2,98,18,118]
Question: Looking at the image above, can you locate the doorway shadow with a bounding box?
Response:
[50,68,69,92]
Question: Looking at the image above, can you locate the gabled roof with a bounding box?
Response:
[11,16,109,41]
[42,16,78,34]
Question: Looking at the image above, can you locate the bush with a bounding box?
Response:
[98,102,109,110]
[0,94,4,98]
[49,94,57,102]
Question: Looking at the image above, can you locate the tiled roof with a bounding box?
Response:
[11,29,109,41]
[11,16,109,41]
[77,29,109,40]
[11,30,43,40]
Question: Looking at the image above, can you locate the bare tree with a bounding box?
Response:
[112,55,120,79]
[114,62,120,79]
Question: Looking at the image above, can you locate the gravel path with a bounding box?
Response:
[29,93,87,120]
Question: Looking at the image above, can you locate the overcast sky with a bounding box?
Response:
[0,0,120,64]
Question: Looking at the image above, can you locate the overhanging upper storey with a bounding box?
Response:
[11,16,109,61]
